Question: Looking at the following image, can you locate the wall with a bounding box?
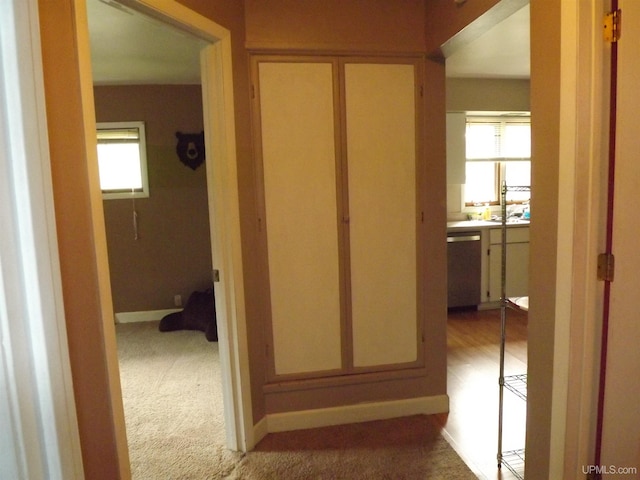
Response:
[526,1,560,477]
[94,85,212,314]
[245,0,425,52]
[446,78,530,112]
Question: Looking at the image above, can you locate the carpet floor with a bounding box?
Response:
[116,321,477,479]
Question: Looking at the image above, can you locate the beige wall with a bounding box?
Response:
[527,1,560,477]
[94,85,212,313]
[245,0,426,51]
[446,78,530,112]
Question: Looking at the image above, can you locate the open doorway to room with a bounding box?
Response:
[79,0,250,475]
[439,3,531,479]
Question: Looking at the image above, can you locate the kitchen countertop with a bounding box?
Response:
[447,219,530,231]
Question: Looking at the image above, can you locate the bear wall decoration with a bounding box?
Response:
[175,131,206,170]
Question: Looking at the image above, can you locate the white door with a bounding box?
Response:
[257,59,420,377]
[259,61,343,376]
[345,62,418,368]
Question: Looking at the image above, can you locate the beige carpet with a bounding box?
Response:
[116,321,477,479]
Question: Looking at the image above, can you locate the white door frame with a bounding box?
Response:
[543,0,607,477]
[0,0,84,477]
[74,0,254,453]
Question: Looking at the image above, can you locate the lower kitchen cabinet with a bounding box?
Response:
[487,227,529,302]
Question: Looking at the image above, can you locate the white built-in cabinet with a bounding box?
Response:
[252,56,423,380]
[446,112,466,185]
[488,227,529,302]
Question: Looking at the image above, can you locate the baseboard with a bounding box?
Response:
[250,416,269,451]
[266,394,449,433]
[115,309,181,324]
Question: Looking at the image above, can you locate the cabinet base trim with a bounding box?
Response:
[265,394,449,433]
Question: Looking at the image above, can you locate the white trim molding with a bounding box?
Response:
[265,395,450,433]
[115,309,180,324]
[0,0,84,478]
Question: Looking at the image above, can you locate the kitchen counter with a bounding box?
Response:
[447,219,530,232]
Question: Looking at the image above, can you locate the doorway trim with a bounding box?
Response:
[74,0,253,459]
[0,0,84,477]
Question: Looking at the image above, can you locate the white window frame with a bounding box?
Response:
[463,115,531,207]
[96,121,149,200]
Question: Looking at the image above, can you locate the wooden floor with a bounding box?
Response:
[435,307,528,480]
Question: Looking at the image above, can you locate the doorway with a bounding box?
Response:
[439,3,531,479]
[74,0,253,472]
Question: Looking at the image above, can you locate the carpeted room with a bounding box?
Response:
[93,80,229,475]
[116,321,477,479]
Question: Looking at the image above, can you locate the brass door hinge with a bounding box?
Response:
[597,253,615,282]
[604,9,622,43]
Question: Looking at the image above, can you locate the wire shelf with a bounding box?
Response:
[503,185,531,193]
[498,182,530,479]
[499,448,525,479]
[504,374,527,401]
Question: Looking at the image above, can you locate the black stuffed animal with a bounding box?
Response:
[175,131,206,170]
[159,288,218,342]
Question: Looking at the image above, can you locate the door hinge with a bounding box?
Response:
[597,253,615,282]
[213,269,220,283]
[604,9,622,43]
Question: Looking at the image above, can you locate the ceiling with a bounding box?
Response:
[87,0,530,85]
[87,0,205,85]
[445,4,530,79]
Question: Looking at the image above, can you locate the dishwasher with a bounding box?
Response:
[447,231,481,308]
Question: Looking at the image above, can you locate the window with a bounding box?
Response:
[96,121,149,199]
[464,116,530,206]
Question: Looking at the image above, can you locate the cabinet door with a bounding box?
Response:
[258,61,343,376]
[488,242,530,302]
[344,63,418,368]
[446,113,466,184]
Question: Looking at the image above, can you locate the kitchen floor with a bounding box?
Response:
[435,307,528,480]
